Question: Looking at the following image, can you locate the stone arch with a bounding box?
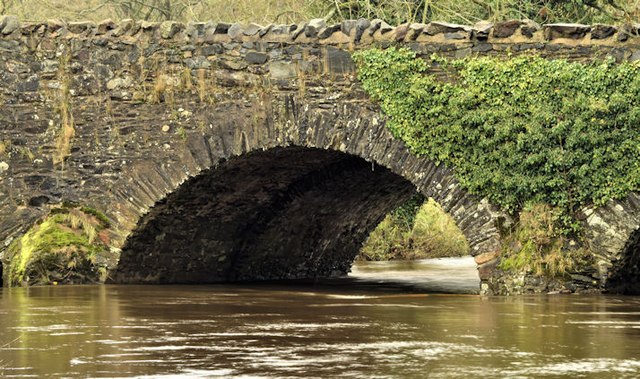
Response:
[108,97,506,284]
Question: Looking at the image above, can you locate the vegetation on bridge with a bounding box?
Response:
[355,48,640,275]
[5,205,113,286]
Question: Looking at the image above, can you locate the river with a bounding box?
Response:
[1,257,640,378]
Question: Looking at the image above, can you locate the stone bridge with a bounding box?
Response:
[0,16,639,293]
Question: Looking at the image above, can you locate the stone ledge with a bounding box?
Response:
[0,15,638,47]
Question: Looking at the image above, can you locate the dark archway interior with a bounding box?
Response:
[607,229,640,295]
[112,147,418,284]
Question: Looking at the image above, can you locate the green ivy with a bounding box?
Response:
[354,48,640,231]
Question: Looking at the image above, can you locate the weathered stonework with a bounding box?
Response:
[0,16,638,293]
[581,193,640,294]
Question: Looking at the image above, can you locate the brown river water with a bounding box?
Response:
[2,257,640,378]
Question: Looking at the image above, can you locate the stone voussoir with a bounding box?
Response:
[544,23,591,40]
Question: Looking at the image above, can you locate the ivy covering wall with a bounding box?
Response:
[354,48,640,232]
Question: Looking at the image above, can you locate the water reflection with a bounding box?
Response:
[0,260,639,378]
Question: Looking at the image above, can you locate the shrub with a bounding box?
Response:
[359,198,469,261]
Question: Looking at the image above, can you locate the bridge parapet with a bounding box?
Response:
[0,16,640,61]
[1,15,639,49]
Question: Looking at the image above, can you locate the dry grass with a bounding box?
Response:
[0,0,328,23]
[54,118,74,165]
[151,73,168,103]
[195,68,217,104]
[181,67,193,91]
[499,203,591,277]
[60,209,100,244]
[18,147,35,161]
[0,140,9,156]
[197,68,207,103]
[0,0,636,24]
[53,50,75,166]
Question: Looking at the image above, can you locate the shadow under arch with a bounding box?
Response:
[607,228,640,294]
[111,146,419,283]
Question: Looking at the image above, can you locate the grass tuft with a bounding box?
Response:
[53,49,75,166]
[498,203,591,277]
[0,140,9,156]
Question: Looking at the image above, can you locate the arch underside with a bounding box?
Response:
[112,147,417,284]
[607,228,640,295]
[584,193,640,294]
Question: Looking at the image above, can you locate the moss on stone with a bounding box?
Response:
[79,206,111,228]
[6,207,113,286]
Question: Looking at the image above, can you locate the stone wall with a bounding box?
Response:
[0,15,639,292]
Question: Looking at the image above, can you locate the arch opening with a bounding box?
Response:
[112,147,423,284]
[358,195,470,262]
[607,228,640,294]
